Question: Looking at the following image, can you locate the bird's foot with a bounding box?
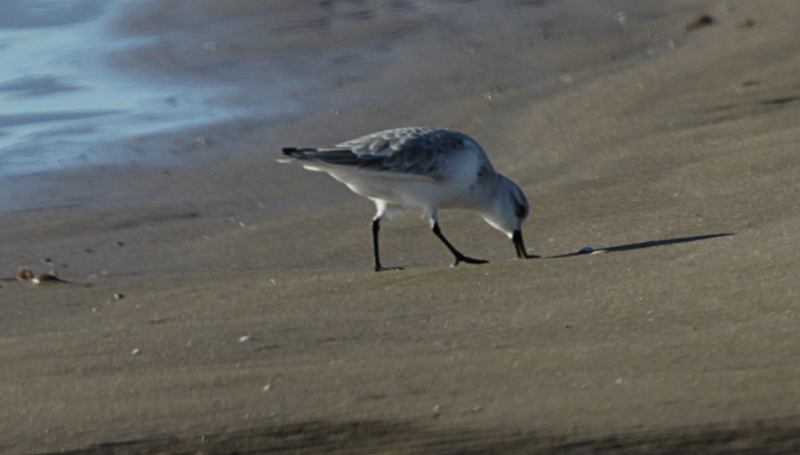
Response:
[452,255,489,267]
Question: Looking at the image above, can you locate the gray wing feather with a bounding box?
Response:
[331,127,474,178]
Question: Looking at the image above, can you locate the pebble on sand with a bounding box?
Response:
[686,14,714,31]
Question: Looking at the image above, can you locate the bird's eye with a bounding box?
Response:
[515,204,528,219]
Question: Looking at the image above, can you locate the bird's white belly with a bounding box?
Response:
[327,151,482,211]
[347,176,453,209]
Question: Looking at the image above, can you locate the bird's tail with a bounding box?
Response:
[281,147,363,165]
[280,147,318,164]
[282,147,305,157]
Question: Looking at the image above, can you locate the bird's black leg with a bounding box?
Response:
[373,218,403,272]
[432,222,488,266]
[513,229,541,259]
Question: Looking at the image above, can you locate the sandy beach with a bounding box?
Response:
[3,0,800,453]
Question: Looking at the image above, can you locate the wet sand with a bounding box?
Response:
[3,0,800,453]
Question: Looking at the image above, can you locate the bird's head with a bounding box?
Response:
[481,174,529,238]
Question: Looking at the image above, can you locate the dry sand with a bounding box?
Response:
[2,0,800,453]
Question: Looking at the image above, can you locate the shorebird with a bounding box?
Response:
[281,127,539,271]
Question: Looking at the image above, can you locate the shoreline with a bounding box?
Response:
[2,0,678,213]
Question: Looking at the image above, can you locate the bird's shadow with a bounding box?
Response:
[547,233,734,259]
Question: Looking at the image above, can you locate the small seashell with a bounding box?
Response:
[131,348,140,355]
[16,266,34,281]
[113,293,124,300]
[263,384,271,392]
[239,335,254,342]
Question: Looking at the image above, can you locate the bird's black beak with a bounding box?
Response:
[513,230,540,259]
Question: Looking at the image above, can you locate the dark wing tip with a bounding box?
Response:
[282,147,299,156]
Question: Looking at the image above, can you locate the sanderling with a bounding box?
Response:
[282,127,539,271]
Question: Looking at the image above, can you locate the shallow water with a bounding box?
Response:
[0,0,253,178]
